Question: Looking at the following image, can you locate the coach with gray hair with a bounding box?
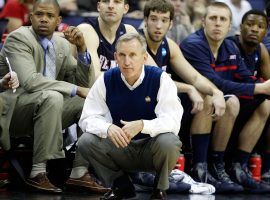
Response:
[77,32,182,200]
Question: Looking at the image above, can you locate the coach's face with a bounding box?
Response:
[203,6,231,43]
[114,38,148,86]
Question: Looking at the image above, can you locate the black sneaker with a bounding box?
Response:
[100,189,136,200]
[101,174,136,200]
[209,162,244,193]
[190,162,235,193]
[230,162,270,193]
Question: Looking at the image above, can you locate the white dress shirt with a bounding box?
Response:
[79,66,183,138]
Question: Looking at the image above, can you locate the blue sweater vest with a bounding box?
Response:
[104,66,162,140]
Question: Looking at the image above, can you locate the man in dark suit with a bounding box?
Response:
[0,0,108,194]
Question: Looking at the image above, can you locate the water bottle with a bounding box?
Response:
[249,153,262,181]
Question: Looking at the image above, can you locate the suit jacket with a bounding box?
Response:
[0,26,94,150]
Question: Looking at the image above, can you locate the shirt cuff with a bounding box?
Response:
[71,86,78,97]
[77,51,91,65]
[99,122,112,138]
[141,120,153,137]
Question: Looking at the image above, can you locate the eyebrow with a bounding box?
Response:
[149,15,170,19]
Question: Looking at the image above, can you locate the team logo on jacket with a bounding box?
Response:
[162,48,167,57]
[229,55,236,60]
[100,55,117,70]
[145,96,151,102]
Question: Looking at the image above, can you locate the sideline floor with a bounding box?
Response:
[1,190,270,200]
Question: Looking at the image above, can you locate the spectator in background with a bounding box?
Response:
[228,10,270,185]
[0,0,4,10]
[186,0,210,30]
[247,0,266,11]
[262,1,270,55]
[77,0,98,12]
[181,2,270,193]
[125,0,146,19]
[216,0,252,36]
[167,0,195,44]
[0,0,34,33]
[58,0,78,15]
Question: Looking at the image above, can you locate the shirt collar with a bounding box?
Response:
[120,65,145,90]
[40,37,55,50]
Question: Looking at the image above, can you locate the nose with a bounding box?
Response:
[215,18,222,26]
[40,15,48,22]
[108,0,114,8]
[124,56,131,66]
[251,24,259,32]
[156,20,162,29]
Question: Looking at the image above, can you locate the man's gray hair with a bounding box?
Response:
[116,32,147,53]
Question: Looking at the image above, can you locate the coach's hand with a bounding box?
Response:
[108,124,130,148]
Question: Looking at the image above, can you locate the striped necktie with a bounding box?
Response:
[44,41,56,79]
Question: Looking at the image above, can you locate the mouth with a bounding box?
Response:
[38,25,49,31]
[247,34,258,39]
[106,12,116,16]
[153,31,163,37]
[122,67,133,72]
[212,29,221,34]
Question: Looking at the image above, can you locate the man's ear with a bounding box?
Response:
[114,52,118,62]
[144,17,148,28]
[202,18,205,28]
[264,27,268,38]
[228,21,232,31]
[29,12,33,23]
[57,16,62,27]
[143,51,148,63]
[97,1,100,12]
[169,20,173,30]
[239,23,243,33]
[124,3,129,15]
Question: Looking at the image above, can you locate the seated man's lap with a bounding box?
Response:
[10,91,84,137]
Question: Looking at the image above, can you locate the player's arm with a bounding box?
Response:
[78,23,102,80]
[168,38,225,116]
[259,43,270,80]
[168,38,222,96]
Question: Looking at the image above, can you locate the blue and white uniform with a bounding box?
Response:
[86,18,126,71]
[180,29,261,98]
[139,29,181,82]
[228,35,261,77]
